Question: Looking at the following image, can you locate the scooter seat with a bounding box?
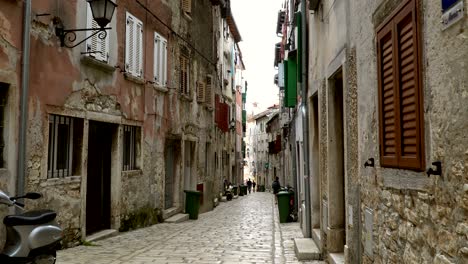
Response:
[3,209,56,226]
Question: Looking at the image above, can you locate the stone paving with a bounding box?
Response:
[57,192,324,264]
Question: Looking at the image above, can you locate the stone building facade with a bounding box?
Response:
[275,0,467,263]
[0,0,245,248]
[352,0,468,263]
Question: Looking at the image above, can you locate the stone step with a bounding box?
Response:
[86,229,118,243]
[165,213,189,223]
[329,252,345,264]
[294,238,321,261]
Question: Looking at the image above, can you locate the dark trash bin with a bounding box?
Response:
[240,185,248,195]
[277,191,290,223]
[232,186,238,196]
[184,190,201,219]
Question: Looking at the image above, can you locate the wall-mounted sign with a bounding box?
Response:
[442,0,459,11]
[441,0,464,30]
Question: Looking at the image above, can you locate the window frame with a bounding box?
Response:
[125,12,144,78]
[376,0,425,171]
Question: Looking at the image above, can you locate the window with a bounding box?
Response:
[125,12,143,78]
[48,115,74,178]
[197,81,205,103]
[0,84,7,168]
[86,5,109,62]
[123,125,140,171]
[154,32,168,86]
[182,0,192,15]
[179,54,190,95]
[205,75,213,107]
[377,0,424,170]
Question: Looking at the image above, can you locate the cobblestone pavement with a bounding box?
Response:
[57,192,324,264]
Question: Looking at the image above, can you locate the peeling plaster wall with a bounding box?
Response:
[2,0,224,249]
[0,0,24,251]
[351,0,468,263]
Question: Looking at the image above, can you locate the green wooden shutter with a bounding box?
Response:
[284,53,297,108]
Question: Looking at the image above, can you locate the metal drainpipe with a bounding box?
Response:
[301,0,312,238]
[17,0,31,199]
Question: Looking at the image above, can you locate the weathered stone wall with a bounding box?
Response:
[351,0,468,263]
[308,0,352,257]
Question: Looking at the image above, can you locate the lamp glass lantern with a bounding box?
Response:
[87,0,117,28]
[229,118,236,130]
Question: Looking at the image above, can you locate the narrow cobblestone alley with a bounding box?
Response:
[57,193,323,264]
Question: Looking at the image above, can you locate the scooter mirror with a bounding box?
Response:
[24,192,42,199]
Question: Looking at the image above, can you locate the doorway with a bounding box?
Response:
[327,70,345,252]
[86,121,113,235]
[184,141,195,191]
[165,142,177,210]
[311,95,320,229]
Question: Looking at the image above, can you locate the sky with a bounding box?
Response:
[231,0,284,116]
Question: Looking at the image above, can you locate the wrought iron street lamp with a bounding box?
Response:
[54,0,117,48]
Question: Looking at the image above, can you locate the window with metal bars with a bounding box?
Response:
[0,84,7,168]
[48,115,74,178]
[123,125,140,171]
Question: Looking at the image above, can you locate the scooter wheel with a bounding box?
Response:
[33,251,56,264]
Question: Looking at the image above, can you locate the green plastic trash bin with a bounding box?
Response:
[232,186,238,196]
[277,191,290,223]
[239,185,245,196]
[184,190,201,219]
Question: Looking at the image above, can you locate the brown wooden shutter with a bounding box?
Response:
[377,22,398,167]
[206,75,213,106]
[395,0,423,170]
[182,0,191,14]
[179,56,187,94]
[377,0,424,171]
[197,81,206,103]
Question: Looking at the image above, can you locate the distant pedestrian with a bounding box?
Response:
[272,177,281,203]
[247,179,252,194]
[252,181,256,192]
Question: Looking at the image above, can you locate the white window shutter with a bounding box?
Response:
[126,13,135,74]
[154,34,160,83]
[154,33,166,85]
[162,39,167,86]
[136,21,143,77]
[86,6,99,58]
[100,28,109,62]
[86,6,109,63]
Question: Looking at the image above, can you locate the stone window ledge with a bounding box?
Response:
[183,12,192,22]
[122,170,142,177]
[180,93,192,102]
[380,167,430,192]
[153,84,168,93]
[80,56,116,73]
[41,176,81,187]
[124,73,145,85]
